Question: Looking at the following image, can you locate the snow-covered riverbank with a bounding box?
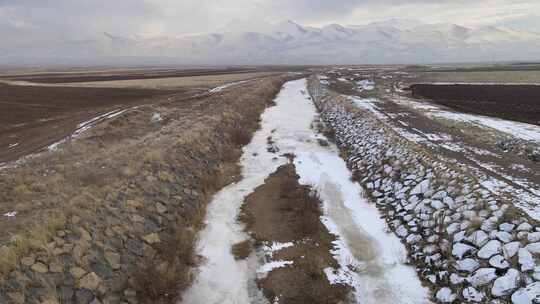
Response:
[183,79,428,303]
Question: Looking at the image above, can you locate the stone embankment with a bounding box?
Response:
[309,78,540,303]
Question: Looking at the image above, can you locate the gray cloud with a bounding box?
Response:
[1,0,538,38]
[1,0,539,63]
[1,0,156,38]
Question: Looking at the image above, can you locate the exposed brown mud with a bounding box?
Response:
[239,163,350,304]
[0,68,255,83]
[410,83,540,125]
[0,83,186,163]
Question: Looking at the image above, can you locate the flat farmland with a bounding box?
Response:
[0,68,278,163]
[0,83,179,163]
[412,69,540,84]
[0,67,254,83]
[410,83,540,126]
[53,71,280,89]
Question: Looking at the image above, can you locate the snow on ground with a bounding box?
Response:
[74,108,128,136]
[264,242,294,257]
[257,261,294,279]
[150,112,163,123]
[394,96,540,142]
[357,79,375,91]
[433,111,540,142]
[295,136,430,304]
[351,97,441,145]
[47,108,132,152]
[209,80,249,93]
[386,95,540,219]
[350,97,387,121]
[48,139,68,152]
[3,211,17,218]
[184,79,429,303]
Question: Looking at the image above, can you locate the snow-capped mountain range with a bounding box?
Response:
[4,19,540,65]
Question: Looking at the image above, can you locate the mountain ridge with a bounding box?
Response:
[2,19,540,65]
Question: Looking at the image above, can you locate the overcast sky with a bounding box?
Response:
[1,0,540,39]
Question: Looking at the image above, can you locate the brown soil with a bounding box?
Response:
[412,70,540,84]
[0,83,187,163]
[239,164,350,304]
[231,241,252,260]
[1,68,255,83]
[410,83,540,125]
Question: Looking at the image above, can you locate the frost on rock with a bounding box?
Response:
[463,286,485,302]
[468,268,498,287]
[489,255,510,269]
[312,85,540,304]
[503,242,521,259]
[518,222,533,231]
[430,200,445,210]
[512,282,540,304]
[500,223,516,232]
[453,242,476,259]
[492,268,520,297]
[450,273,465,285]
[495,231,514,243]
[436,287,457,303]
[455,258,480,273]
[526,242,540,254]
[519,248,535,271]
[528,232,540,243]
[467,230,489,247]
[478,240,502,259]
[410,179,430,195]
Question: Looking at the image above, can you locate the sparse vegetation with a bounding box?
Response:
[231,241,252,260]
[132,228,196,303]
[239,164,350,304]
[0,73,290,303]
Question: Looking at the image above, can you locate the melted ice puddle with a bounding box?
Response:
[182,79,430,304]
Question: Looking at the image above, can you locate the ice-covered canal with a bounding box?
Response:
[182,79,430,304]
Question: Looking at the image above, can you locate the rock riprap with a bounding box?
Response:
[310,78,540,303]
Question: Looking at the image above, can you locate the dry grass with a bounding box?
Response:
[322,127,336,142]
[143,149,164,163]
[230,127,252,147]
[297,191,324,237]
[0,213,66,275]
[132,228,195,303]
[297,253,326,280]
[132,145,244,303]
[0,74,290,302]
[64,72,279,89]
[500,206,524,224]
[467,216,483,234]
